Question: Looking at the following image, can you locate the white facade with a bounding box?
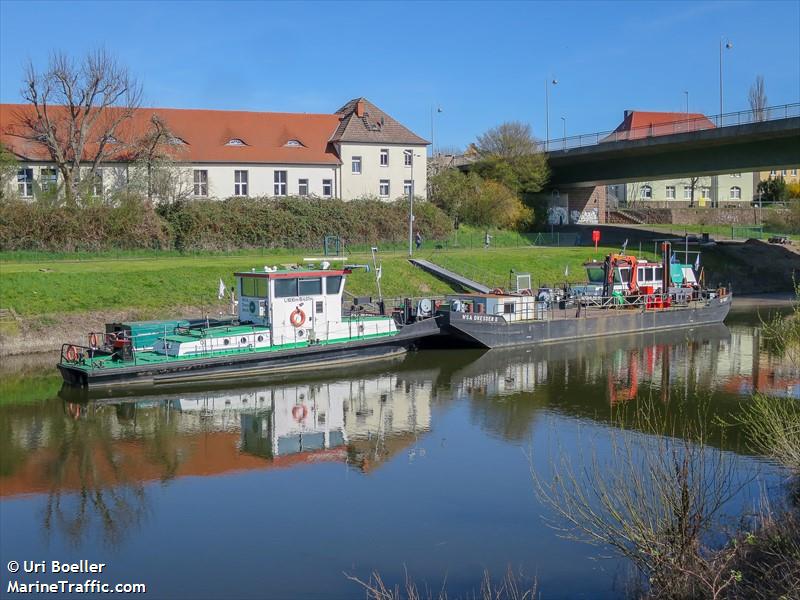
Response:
[335,142,428,200]
[608,172,756,206]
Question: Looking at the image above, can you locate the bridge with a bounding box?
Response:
[540,103,800,187]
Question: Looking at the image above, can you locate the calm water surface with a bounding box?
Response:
[1,308,796,599]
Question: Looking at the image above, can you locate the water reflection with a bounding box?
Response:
[1,314,798,595]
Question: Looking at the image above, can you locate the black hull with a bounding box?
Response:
[441,296,732,349]
[59,318,441,389]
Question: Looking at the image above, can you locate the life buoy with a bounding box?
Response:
[88,333,99,348]
[291,404,308,421]
[65,345,78,362]
[290,308,306,328]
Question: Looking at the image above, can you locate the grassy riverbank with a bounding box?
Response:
[0,245,627,318]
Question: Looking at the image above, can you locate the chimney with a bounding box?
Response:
[355,100,365,118]
[624,109,633,119]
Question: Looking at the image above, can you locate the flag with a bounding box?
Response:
[564,264,569,277]
[671,253,678,264]
[218,278,226,300]
[621,239,628,253]
[694,253,700,271]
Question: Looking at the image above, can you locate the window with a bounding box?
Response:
[40,168,57,193]
[503,302,515,314]
[352,156,362,174]
[241,277,267,297]
[193,169,208,196]
[234,170,248,196]
[315,300,323,314]
[380,148,389,166]
[404,180,413,196]
[665,185,676,199]
[322,179,332,197]
[683,185,693,200]
[792,169,798,176]
[273,170,286,196]
[298,278,322,295]
[379,179,390,197]
[404,149,412,167]
[782,169,788,176]
[17,168,33,197]
[274,278,298,298]
[226,138,246,146]
[325,276,342,295]
[285,139,303,147]
[701,186,711,199]
[640,185,652,199]
[731,172,741,178]
[730,186,741,199]
[770,170,777,176]
[298,179,309,196]
[638,267,645,281]
[91,169,103,197]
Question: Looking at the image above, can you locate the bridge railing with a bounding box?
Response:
[538,102,800,153]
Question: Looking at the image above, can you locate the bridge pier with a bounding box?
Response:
[545,185,607,225]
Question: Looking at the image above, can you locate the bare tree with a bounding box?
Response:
[748,75,768,122]
[12,49,142,205]
[131,115,184,203]
[476,121,538,159]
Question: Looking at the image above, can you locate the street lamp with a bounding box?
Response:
[545,78,557,151]
[683,90,689,115]
[560,116,566,150]
[408,152,421,257]
[430,106,442,157]
[719,38,733,120]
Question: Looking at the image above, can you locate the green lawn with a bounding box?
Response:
[0,244,634,318]
[628,223,798,242]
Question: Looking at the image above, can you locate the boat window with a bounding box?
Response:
[503,302,515,314]
[299,278,322,295]
[315,300,323,314]
[326,276,343,295]
[617,268,631,283]
[241,277,257,297]
[256,278,268,296]
[274,279,299,298]
[638,267,645,281]
[586,266,604,284]
[655,267,663,281]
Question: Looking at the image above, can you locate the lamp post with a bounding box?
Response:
[430,106,442,157]
[408,152,420,257]
[683,90,689,115]
[560,116,566,150]
[719,38,733,120]
[545,78,558,151]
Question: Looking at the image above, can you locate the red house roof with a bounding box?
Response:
[605,110,716,142]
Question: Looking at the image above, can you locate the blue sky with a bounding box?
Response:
[1,0,798,150]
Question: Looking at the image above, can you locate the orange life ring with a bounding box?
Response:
[65,345,78,362]
[291,404,308,421]
[290,308,306,328]
[89,333,99,348]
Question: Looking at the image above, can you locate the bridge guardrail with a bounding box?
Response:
[538,102,800,152]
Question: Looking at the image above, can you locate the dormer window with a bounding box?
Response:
[168,135,187,145]
[226,138,247,146]
[104,135,120,144]
[284,139,304,148]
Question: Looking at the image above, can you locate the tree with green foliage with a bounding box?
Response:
[475,121,537,159]
[428,168,481,228]
[757,177,789,203]
[0,143,18,201]
[463,179,531,231]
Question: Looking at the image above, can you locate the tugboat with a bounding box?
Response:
[439,242,731,349]
[58,265,440,388]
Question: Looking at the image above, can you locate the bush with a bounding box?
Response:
[0,195,170,252]
[0,195,453,252]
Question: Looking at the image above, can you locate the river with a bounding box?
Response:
[0,307,796,599]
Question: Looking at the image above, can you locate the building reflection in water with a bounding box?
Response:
[2,320,798,546]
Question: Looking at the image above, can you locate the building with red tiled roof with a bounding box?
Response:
[0,97,429,201]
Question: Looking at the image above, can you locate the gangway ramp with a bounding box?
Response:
[409,259,492,293]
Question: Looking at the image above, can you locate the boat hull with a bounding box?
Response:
[440,295,732,349]
[59,318,441,389]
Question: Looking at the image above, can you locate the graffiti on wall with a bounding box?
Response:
[570,209,599,224]
[547,206,569,225]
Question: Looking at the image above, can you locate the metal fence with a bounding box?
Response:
[537,102,800,152]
